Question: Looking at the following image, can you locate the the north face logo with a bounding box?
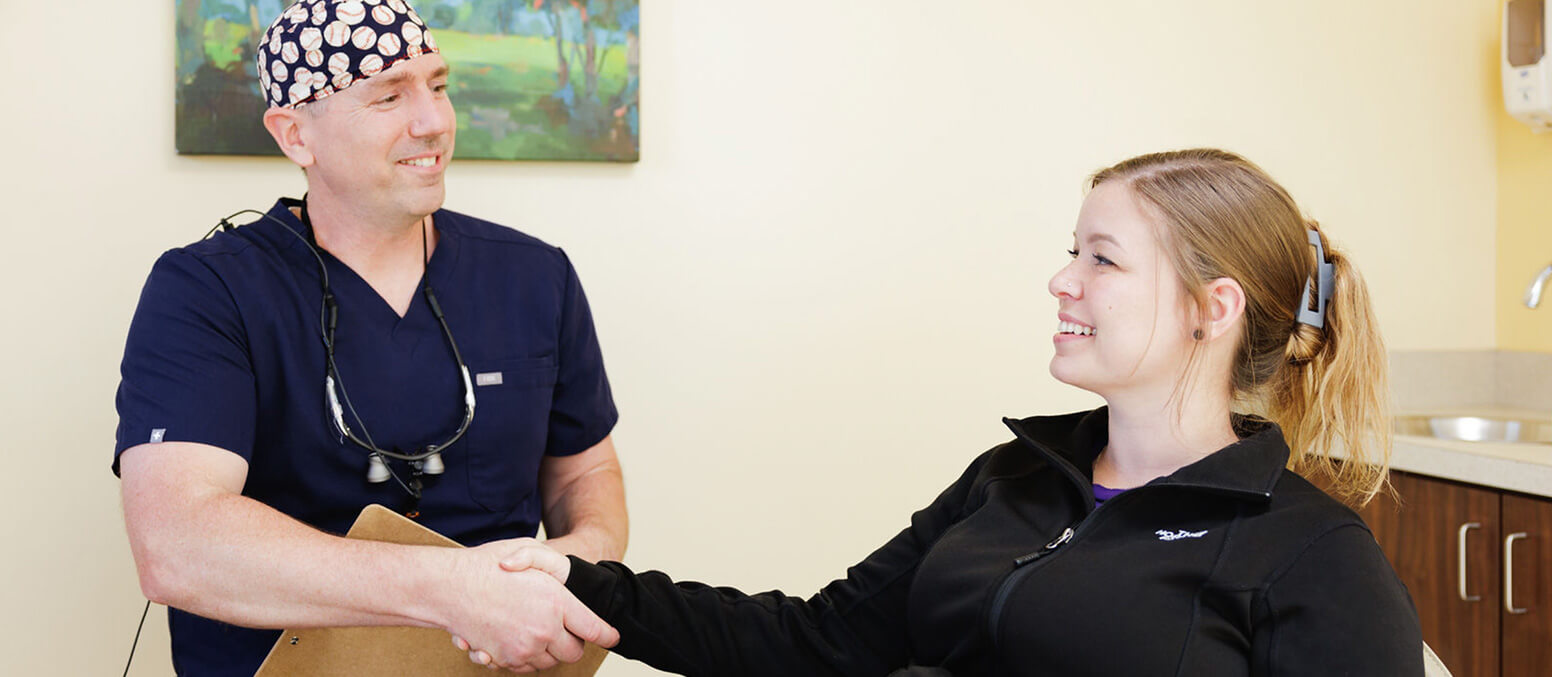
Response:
[1156,529,1207,541]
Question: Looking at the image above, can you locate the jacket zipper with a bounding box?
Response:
[986,490,1136,642]
[1014,526,1073,567]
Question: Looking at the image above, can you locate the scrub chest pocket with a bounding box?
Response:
[464,355,559,512]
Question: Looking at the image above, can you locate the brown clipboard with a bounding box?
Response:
[255,505,609,676]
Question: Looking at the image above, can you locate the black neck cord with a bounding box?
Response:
[299,198,475,467]
[122,599,150,676]
[209,201,477,501]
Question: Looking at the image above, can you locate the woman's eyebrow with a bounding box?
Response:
[1084,232,1124,251]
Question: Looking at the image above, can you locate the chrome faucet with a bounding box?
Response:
[1527,264,1552,308]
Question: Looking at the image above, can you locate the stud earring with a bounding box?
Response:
[1192,329,1204,340]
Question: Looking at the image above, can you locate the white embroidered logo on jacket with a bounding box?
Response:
[1155,529,1208,541]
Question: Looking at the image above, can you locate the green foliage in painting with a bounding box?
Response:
[175,0,640,162]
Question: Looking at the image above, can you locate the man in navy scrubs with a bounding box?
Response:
[114,1,625,674]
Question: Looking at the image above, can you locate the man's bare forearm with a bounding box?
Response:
[539,436,628,562]
[122,442,459,630]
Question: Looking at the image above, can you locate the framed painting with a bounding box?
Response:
[175,0,640,162]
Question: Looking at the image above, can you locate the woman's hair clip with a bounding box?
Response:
[1297,229,1335,329]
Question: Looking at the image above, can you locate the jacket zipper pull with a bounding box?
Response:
[1013,527,1074,567]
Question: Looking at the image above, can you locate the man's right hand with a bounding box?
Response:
[439,540,618,672]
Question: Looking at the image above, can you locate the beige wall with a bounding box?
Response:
[2,1,1499,674]
[1496,122,1552,351]
[1496,0,1552,352]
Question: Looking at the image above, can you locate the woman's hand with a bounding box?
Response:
[492,538,575,581]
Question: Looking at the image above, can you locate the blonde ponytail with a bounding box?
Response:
[1267,227,1392,506]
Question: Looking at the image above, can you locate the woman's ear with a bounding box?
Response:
[1201,277,1246,341]
[262,107,316,168]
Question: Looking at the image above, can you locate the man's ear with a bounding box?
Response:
[1201,277,1247,341]
[262,107,315,168]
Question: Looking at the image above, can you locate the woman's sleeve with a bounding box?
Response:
[1252,524,1424,675]
[564,451,996,677]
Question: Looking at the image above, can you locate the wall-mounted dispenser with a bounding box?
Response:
[1505,0,1552,132]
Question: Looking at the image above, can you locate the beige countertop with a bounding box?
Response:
[1390,406,1552,498]
[1384,352,1552,498]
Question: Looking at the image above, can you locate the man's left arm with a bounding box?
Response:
[539,434,628,562]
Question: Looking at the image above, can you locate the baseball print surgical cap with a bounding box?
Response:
[256,0,440,109]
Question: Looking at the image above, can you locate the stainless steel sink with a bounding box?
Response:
[1394,415,1552,444]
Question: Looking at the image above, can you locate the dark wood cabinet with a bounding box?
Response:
[1361,473,1500,676]
[1501,493,1552,675]
[1359,471,1552,677]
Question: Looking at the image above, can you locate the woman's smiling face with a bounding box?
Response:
[1047,181,1200,400]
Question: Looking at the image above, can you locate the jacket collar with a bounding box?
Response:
[1002,407,1285,505]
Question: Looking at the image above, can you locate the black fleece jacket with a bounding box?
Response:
[566,408,1423,676]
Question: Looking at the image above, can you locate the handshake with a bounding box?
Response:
[442,539,618,673]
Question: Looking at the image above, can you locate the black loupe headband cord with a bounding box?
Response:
[211,200,477,505]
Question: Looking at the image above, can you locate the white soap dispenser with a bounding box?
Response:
[1505,0,1552,132]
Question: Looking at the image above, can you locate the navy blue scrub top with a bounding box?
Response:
[114,198,617,676]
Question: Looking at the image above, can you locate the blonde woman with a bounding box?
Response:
[478,149,1422,675]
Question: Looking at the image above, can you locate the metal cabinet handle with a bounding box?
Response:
[1458,522,1481,602]
[1506,532,1529,615]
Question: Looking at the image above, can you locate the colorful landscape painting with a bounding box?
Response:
[175,0,640,161]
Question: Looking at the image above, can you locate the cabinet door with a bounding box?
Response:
[1361,472,1500,677]
[1501,492,1552,676]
